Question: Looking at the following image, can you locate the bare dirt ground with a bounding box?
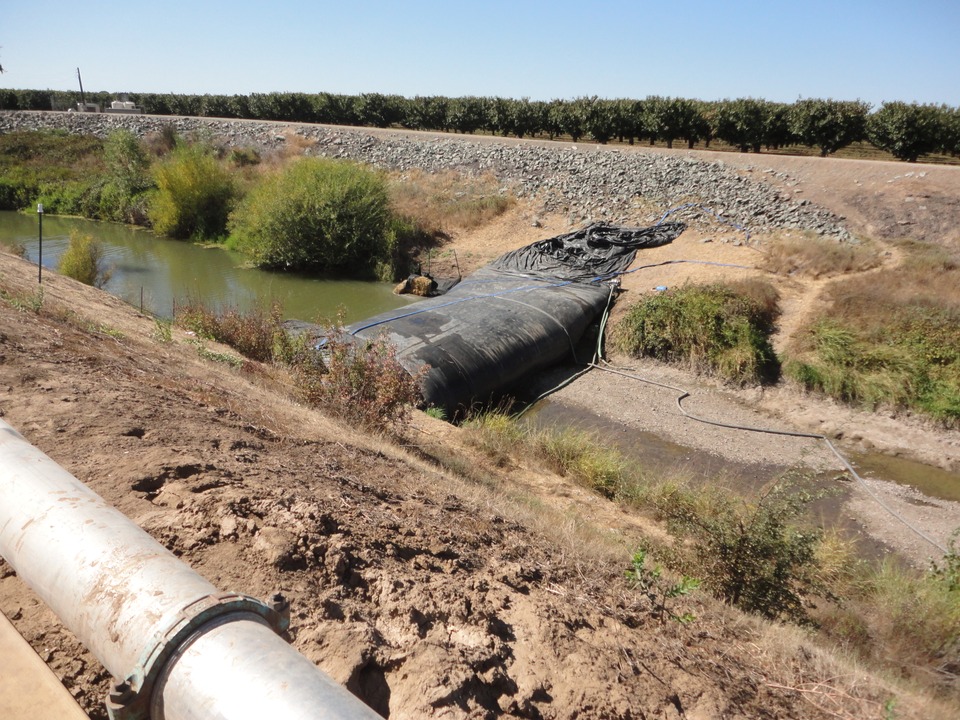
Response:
[1,146,959,719]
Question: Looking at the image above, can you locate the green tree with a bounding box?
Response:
[763,102,795,150]
[867,101,944,162]
[714,98,770,152]
[404,95,449,131]
[447,96,488,134]
[149,142,235,239]
[100,130,151,223]
[584,97,616,144]
[228,157,391,274]
[939,105,960,157]
[355,93,405,128]
[647,96,705,149]
[788,99,869,156]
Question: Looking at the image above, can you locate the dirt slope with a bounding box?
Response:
[0,246,940,719]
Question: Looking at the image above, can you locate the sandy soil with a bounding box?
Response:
[1,145,959,719]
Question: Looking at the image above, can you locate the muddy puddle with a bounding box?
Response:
[517,374,957,561]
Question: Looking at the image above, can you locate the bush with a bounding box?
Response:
[174,299,286,363]
[57,231,112,288]
[614,280,781,385]
[301,324,422,432]
[650,479,826,622]
[149,142,235,240]
[228,157,391,274]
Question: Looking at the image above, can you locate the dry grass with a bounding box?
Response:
[761,232,882,278]
[387,169,515,233]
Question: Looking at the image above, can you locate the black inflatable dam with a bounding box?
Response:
[345,222,686,416]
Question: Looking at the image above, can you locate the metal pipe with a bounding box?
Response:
[0,419,381,719]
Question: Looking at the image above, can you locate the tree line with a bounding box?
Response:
[2,88,958,163]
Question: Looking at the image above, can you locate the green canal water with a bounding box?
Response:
[0,211,417,323]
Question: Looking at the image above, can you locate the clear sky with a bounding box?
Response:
[2,0,958,108]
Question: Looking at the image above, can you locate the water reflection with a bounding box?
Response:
[0,212,416,322]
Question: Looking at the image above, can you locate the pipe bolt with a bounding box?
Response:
[268,591,291,624]
[108,679,135,705]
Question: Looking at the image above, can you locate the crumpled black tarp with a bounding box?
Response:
[487,222,686,282]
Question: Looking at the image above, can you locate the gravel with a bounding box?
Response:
[1,110,850,239]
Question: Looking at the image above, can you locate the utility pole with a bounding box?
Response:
[76,67,86,107]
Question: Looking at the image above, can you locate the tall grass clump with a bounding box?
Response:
[57,231,112,288]
[228,157,391,275]
[531,427,627,498]
[784,246,960,424]
[149,142,235,240]
[817,533,960,699]
[614,280,781,385]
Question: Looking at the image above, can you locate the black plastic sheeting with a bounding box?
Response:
[345,222,686,416]
[488,222,686,281]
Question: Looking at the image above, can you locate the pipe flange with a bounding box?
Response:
[105,591,289,720]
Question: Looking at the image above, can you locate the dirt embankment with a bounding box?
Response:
[1,133,959,719]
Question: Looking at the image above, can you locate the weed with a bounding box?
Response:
[648,478,826,622]
[625,548,701,623]
[463,410,527,464]
[1,285,44,312]
[531,427,626,498]
[174,299,285,363]
[189,338,243,368]
[931,530,960,592]
[762,232,881,278]
[57,231,113,288]
[152,317,173,343]
[785,247,960,424]
[228,147,261,167]
[228,157,391,274]
[614,280,781,385]
[387,170,514,232]
[149,141,235,240]
[93,324,124,340]
[424,406,447,421]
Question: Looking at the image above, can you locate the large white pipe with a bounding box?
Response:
[0,419,381,719]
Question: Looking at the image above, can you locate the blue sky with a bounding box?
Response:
[2,0,958,107]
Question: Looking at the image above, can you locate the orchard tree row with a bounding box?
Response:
[2,88,958,163]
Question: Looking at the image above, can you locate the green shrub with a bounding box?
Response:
[649,479,825,622]
[614,280,781,385]
[228,157,391,274]
[149,142,235,240]
[57,231,112,288]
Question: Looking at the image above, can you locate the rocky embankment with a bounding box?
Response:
[1,110,849,238]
